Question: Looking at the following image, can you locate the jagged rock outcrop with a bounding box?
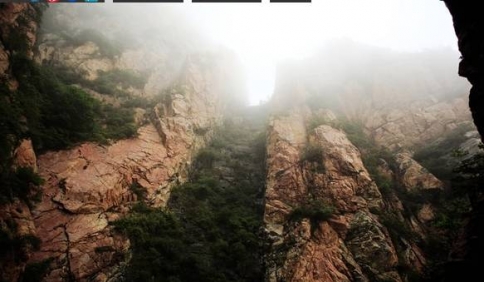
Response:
[13,139,38,172]
[441,2,484,280]
[394,152,442,191]
[37,38,115,80]
[27,52,239,281]
[271,43,472,152]
[1,3,246,280]
[365,97,471,150]
[264,108,404,282]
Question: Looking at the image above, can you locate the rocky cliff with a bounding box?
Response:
[273,43,472,151]
[29,52,236,281]
[263,43,473,281]
[1,3,245,281]
[263,107,435,282]
[0,4,45,282]
[1,3,480,282]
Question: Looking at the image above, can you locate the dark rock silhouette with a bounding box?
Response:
[442,1,484,281]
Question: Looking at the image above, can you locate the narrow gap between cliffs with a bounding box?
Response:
[113,106,269,282]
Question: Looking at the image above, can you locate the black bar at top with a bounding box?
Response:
[192,0,261,2]
[24,0,105,3]
[270,0,310,2]
[113,0,182,2]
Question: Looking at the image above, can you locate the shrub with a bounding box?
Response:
[380,213,418,241]
[0,167,44,206]
[301,144,323,164]
[289,201,334,223]
[93,69,147,92]
[121,96,153,109]
[113,121,265,282]
[301,144,325,173]
[69,29,122,58]
[129,181,147,200]
[4,32,30,55]
[413,124,473,180]
[193,127,209,136]
[306,115,331,132]
[289,201,334,234]
[21,258,53,282]
[10,54,103,152]
[195,149,220,169]
[0,226,42,258]
[94,246,115,253]
[98,105,137,140]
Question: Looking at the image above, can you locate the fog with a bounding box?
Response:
[45,0,460,105]
[179,0,458,104]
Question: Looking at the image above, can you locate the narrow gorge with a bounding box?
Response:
[1,3,482,282]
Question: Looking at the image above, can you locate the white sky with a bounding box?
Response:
[175,0,457,104]
[105,0,456,105]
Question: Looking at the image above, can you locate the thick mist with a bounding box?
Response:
[40,0,463,106]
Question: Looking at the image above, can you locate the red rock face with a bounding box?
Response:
[27,53,238,281]
[0,3,245,279]
[13,139,38,172]
[264,108,401,282]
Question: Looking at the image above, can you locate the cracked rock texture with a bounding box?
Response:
[272,42,472,151]
[264,108,402,282]
[28,52,239,281]
[1,4,245,281]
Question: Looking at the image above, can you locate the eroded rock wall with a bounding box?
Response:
[264,108,405,282]
[28,52,238,281]
[1,3,245,280]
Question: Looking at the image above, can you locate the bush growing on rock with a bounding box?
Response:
[289,200,334,234]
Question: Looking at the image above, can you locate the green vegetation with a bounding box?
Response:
[85,70,147,97]
[121,96,154,109]
[114,117,267,282]
[3,32,30,55]
[452,143,484,205]
[2,4,47,55]
[60,29,122,59]
[414,124,473,180]
[194,126,210,136]
[305,91,340,112]
[1,54,138,204]
[301,144,323,163]
[128,181,147,200]
[0,223,42,266]
[340,120,475,280]
[289,200,334,233]
[94,246,115,253]
[50,65,147,98]
[0,167,44,206]
[98,105,138,141]
[8,55,136,152]
[301,144,325,173]
[195,148,220,170]
[306,115,332,132]
[334,119,397,196]
[21,258,53,282]
[379,213,418,241]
